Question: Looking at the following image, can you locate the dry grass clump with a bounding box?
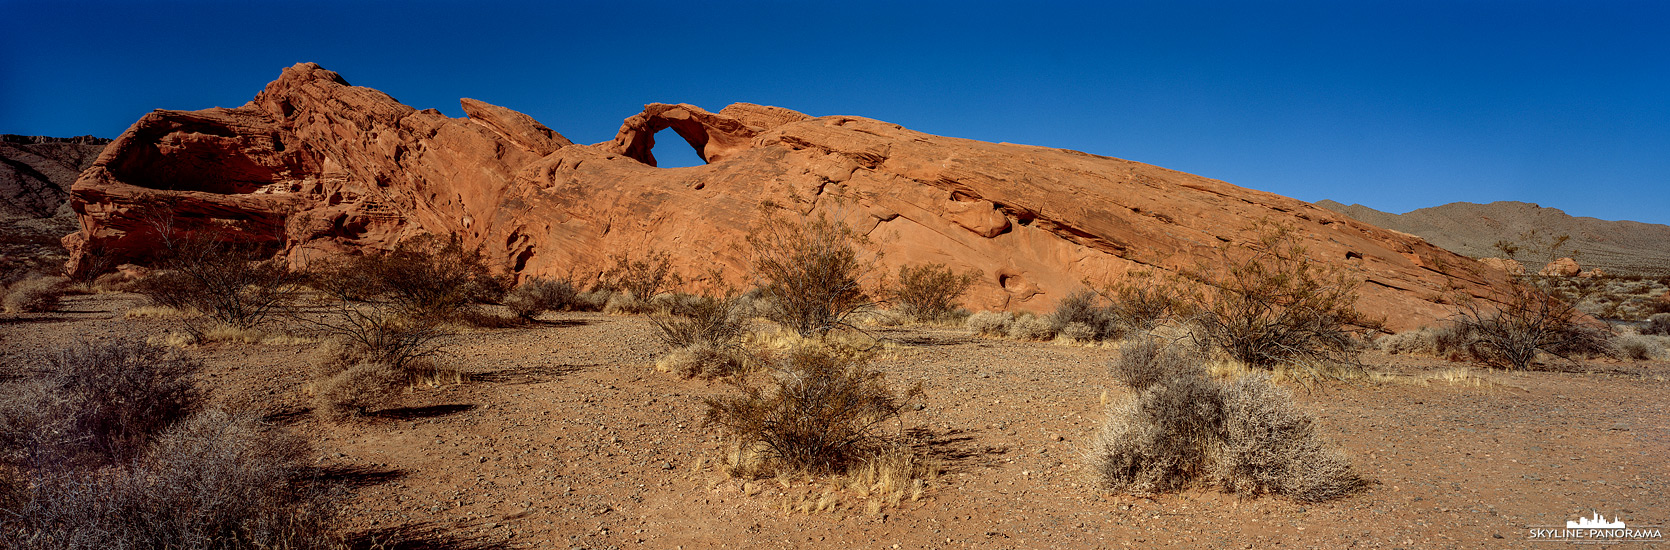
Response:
[1089,336,1363,502]
[655,343,751,379]
[650,291,754,378]
[304,307,460,421]
[1642,313,1670,336]
[889,263,976,322]
[1006,313,1056,341]
[965,310,1015,337]
[1612,333,1664,361]
[2,274,69,313]
[1047,290,1119,341]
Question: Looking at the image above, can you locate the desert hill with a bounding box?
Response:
[64,63,1515,330]
[1316,200,1670,277]
[1,134,110,220]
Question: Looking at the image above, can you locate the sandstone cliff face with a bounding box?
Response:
[66,63,1514,330]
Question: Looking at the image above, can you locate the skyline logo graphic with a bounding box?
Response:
[1527,510,1663,544]
[1568,511,1625,529]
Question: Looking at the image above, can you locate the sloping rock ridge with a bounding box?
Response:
[66,63,1515,330]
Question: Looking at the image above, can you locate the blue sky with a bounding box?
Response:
[3,0,1666,224]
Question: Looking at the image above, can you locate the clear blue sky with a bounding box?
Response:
[3,0,1666,224]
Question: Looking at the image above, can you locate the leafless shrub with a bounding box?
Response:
[1105,275,1179,333]
[1058,322,1098,343]
[655,343,751,379]
[749,210,876,338]
[0,339,200,472]
[2,274,69,313]
[650,292,747,350]
[130,234,298,331]
[2,410,337,550]
[1211,374,1365,502]
[1452,279,1613,370]
[305,305,447,371]
[890,263,977,322]
[1089,338,1362,501]
[304,234,509,320]
[503,276,581,319]
[1181,222,1372,374]
[704,347,922,475]
[965,310,1014,337]
[601,249,682,306]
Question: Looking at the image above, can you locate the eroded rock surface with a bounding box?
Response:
[66,63,1516,330]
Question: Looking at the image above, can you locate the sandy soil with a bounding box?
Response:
[4,293,1667,549]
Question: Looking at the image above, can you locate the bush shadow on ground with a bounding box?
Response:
[317,464,408,489]
[904,426,1008,474]
[346,520,513,550]
[470,362,592,385]
[368,403,477,421]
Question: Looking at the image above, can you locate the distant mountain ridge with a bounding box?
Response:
[1315,200,1670,277]
[1,134,111,220]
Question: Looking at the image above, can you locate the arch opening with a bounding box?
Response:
[649,127,708,168]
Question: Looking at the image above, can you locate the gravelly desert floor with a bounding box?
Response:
[4,293,1667,549]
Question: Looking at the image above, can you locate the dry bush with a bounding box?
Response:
[2,410,337,550]
[504,275,581,319]
[705,347,922,475]
[965,310,1014,337]
[0,339,200,472]
[749,210,876,337]
[1106,276,1178,333]
[1643,313,1670,336]
[1182,222,1371,374]
[129,234,299,332]
[305,234,509,319]
[601,249,682,305]
[1047,290,1119,341]
[1007,313,1056,341]
[1211,374,1365,502]
[1613,334,1663,361]
[890,263,976,322]
[1058,322,1098,343]
[303,306,454,421]
[2,274,69,313]
[1375,326,1472,358]
[651,293,747,350]
[1089,337,1362,501]
[1452,279,1613,370]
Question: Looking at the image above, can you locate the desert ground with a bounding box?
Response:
[3,291,1665,550]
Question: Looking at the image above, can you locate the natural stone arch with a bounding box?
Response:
[606,103,810,167]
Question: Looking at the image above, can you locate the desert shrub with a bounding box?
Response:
[704,347,922,475]
[1007,313,1056,341]
[600,250,682,305]
[306,234,509,319]
[1106,277,1178,333]
[1058,322,1098,343]
[1452,280,1614,370]
[503,276,580,319]
[1089,337,1361,501]
[651,293,747,349]
[964,310,1014,337]
[749,210,876,337]
[1612,334,1663,361]
[1643,313,1670,336]
[129,234,299,331]
[306,306,447,370]
[1047,290,1119,341]
[1211,374,1365,502]
[2,274,69,313]
[1182,222,1370,372]
[312,359,416,421]
[891,263,977,322]
[0,339,200,472]
[2,410,336,550]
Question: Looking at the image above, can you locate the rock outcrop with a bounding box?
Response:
[1539,257,1582,277]
[1477,257,1526,276]
[66,63,1517,330]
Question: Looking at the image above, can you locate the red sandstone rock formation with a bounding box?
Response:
[1477,257,1526,276]
[1539,257,1582,277]
[65,63,1517,330]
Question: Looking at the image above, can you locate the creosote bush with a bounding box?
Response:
[305,234,509,320]
[650,289,752,379]
[601,250,682,307]
[1181,222,1372,375]
[1451,279,1613,370]
[1048,290,1119,341]
[749,209,876,337]
[705,346,922,476]
[131,234,298,332]
[306,308,455,421]
[1090,336,1363,502]
[890,263,977,322]
[2,274,69,313]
